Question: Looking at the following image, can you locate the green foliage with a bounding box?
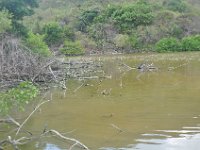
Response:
[0,0,38,36]
[163,0,187,12]
[110,2,154,32]
[129,34,139,49]
[0,10,12,34]
[94,5,118,23]
[77,10,99,32]
[42,22,64,45]
[63,26,75,41]
[181,35,200,51]
[21,0,200,52]
[60,40,84,55]
[156,35,200,52]
[0,82,39,115]
[156,37,181,52]
[12,21,29,37]
[25,32,51,57]
[0,0,38,20]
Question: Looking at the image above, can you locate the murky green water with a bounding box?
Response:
[2,52,200,150]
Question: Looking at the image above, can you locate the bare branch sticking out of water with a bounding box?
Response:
[110,124,123,133]
[73,82,85,93]
[69,142,78,150]
[15,100,50,138]
[0,117,20,127]
[168,62,189,71]
[43,129,90,150]
[121,63,136,71]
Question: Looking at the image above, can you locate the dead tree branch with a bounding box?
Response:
[43,129,90,150]
[15,100,50,138]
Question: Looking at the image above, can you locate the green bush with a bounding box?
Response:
[111,2,154,32]
[0,0,38,36]
[0,82,39,115]
[77,10,99,32]
[0,10,12,34]
[156,37,181,52]
[129,34,139,49]
[42,22,64,45]
[12,21,29,37]
[26,32,51,57]
[181,35,200,51]
[60,40,84,56]
[0,0,38,20]
[94,5,119,23]
[63,26,75,41]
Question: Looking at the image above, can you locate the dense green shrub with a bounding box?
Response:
[129,34,139,49]
[181,35,200,51]
[63,26,75,41]
[81,10,99,24]
[0,0,38,20]
[0,10,12,34]
[0,82,39,115]
[60,40,84,55]
[26,32,51,57]
[110,2,154,32]
[77,10,99,32]
[42,22,64,45]
[0,0,38,36]
[94,5,119,23]
[156,37,181,52]
[12,21,29,37]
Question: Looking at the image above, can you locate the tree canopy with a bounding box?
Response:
[0,0,38,20]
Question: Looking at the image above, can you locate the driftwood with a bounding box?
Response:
[0,129,90,150]
[43,129,90,150]
[0,117,20,127]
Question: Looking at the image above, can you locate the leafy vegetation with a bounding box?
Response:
[181,35,200,51]
[110,2,154,32]
[0,82,39,115]
[25,32,51,57]
[156,37,181,52]
[60,40,84,55]
[156,35,200,52]
[20,0,200,53]
[42,22,65,46]
[0,0,38,36]
[0,10,12,34]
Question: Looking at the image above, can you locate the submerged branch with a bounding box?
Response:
[15,100,50,138]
